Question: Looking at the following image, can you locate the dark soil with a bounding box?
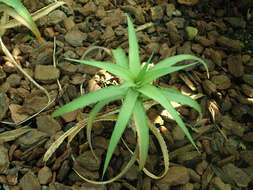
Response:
[0,0,253,189]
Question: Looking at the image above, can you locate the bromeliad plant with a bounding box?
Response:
[52,15,208,181]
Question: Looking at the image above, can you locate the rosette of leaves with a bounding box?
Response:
[52,15,208,181]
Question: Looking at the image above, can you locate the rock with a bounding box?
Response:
[6,74,21,87]
[191,43,204,54]
[186,26,198,40]
[211,75,231,90]
[195,36,214,47]
[34,65,60,84]
[241,84,253,97]
[202,80,216,95]
[121,6,145,24]
[19,171,40,190]
[166,4,175,18]
[172,125,185,141]
[177,151,201,166]
[171,17,185,29]
[49,182,72,190]
[31,48,53,65]
[0,93,9,120]
[217,36,244,52]
[38,166,52,185]
[204,48,222,66]
[100,9,125,27]
[212,176,231,190]
[0,69,6,83]
[36,115,61,136]
[75,150,102,171]
[181,183,194,190]
[241,150,253,165]
[151,5,164,21]
[227,55,244,77]
[57,62,78,75]
[0,145,9,174]
[158,166,190,185]
[57,160,70,182]
[48,10,67,25]
[64,29,87,47]
[102,26,115,41]
[178,0,199,6]
[242,74,253,87]
[224,17,246,28]
[220,115,245,137]
[9,104,29,123]
[242,132,253,142]
[222,163,251,188]
[145,42,160,54]
[63,17,75,31]
[77,1,97,16]
[80,183,106,190]
[123,164,138,181]
[17,129,48,150]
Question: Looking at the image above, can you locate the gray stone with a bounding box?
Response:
[211,75,231,90]
[17,129,48,150]
[64,30,87,47]
[151,5,164,21]
[38,166,52,185]
[224,17,246,28]
[48,10,67,25]
[36,115,61,136]
[0,144,9,174]
[0,93,8,120]
[222,163,250,188]
[34,65,60,84]
[20,171,40,190]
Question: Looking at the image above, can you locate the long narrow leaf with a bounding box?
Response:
[160,88,202,118]
[0,0,42,41]
[103,88,139,177]
[52,84,129,117]
[87,95,124,160]
[133,99,149,170]
[151,54,207,71]
[126,15,141,76]
[65,58,135,82]
[137,84,198,150]
[2,1,65,29]
[112,48,129,69]
[141,62,199,85]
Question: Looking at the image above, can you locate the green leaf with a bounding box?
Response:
[0,0,42,41]
[137,84,198,150]
[87,95,124,160]
[52,84,129,117]
[103,88,139,177]
[141,61,198,85]
[151,54,207,71]
[160,88,202,118]
[65,58,135,82]
[133,99,149,170]
[126,14,141,76]
[136,52,154,82]
[112,48,129,69]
